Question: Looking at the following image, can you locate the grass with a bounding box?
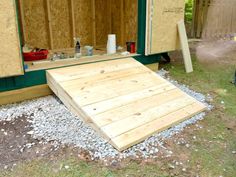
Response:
[1,59,236,177]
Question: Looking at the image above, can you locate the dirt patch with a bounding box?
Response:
[0,116,71,170]
[196,40,236,65]
[167,40,236,68]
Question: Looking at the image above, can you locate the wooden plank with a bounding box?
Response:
[145,0,151,55]
[145,62,159,72]
[71,71,165,106]
[61,67,151,90]
[0,85,52,106]
[26,53,140,72]
[92,88,184,127]
[101,96,195,139]
[61,66,150,88]
[82,82,172,116]
[112,102,206,151]
[177,20,193,73]
[47,58,143,82]
[0,0,24,78]
[46,0,54,49]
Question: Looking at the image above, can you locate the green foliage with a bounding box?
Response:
[185,0,194,23]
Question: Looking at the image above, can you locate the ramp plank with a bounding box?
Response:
[92,89,183,127]
[82,83,174,116]
[111,102,206,150]
[46,57,206,151]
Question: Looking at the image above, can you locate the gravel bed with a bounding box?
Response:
[0,71,213,161]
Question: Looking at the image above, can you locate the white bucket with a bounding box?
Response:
[107,34,116,54]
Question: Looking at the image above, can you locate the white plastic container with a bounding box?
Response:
[107,34,116,54]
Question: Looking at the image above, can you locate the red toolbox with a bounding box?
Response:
[23,49,49,61]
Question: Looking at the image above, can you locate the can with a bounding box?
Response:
[126,42,136,53]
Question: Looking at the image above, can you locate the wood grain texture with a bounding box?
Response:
[47,57,206,151]
[146,0,185,55]
[178,20,193,73]
[0,85,52,105]
[74,0,93,46]
[0,0,24,78]
[110,0,122,45]
[20,0,49,49]
[50,0,72,49]
[124,0,138,44]
[95,0,109,47]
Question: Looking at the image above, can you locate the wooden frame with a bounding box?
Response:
[18,0,138,50]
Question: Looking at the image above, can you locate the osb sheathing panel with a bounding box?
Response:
[21,0,49,49]
[111,0,122,45]
[0,0,23,78]
[50,0,72,49]
[95,0,109,47]
[124,0,138,43]
[19,0,137,50]
[146,0,185,54]
[74,0,93,46]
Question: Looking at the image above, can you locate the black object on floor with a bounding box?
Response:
[161,53,171,64]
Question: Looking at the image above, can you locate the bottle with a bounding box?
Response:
[74,38,81,58]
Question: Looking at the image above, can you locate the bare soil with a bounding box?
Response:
[169,40,236,66]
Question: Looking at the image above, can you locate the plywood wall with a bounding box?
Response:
[19,0,138,50]
[21,0,49,49]
[0,0,23,78]
[50,0,72,49]
[146,0,185,55]
[111,0,122,45]
[74,0,93,46]
[124,0,138,43]
[95,0,110,47]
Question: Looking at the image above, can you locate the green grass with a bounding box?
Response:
[1,59,236,177]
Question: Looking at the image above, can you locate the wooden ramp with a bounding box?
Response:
[46,58,206,151]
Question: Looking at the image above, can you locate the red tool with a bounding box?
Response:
[23,48,49,61]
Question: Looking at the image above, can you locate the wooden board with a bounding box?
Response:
[0,0,24,78]
[47,57,206,151]
[145,0,185,55]
[178,20,193,73]
[0,85,52,105]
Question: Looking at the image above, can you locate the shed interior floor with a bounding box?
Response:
[25,50,139,72]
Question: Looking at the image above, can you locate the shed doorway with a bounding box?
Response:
[17,0,138,71]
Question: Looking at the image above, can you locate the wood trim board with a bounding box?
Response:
[0,85,52,105]
[178,20,193,73]
[47,57,206,151]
